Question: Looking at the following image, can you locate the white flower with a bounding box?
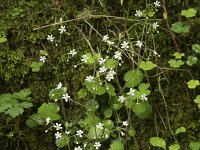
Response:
[127,88,136,96]
[135,10,143,17]
[85,75,94,82]
[107,40,114,45]
[96,123,104,129]
[122,121,129,127]
[58,25,66,34]
[136,40,143,48]
[105,134,109,139]
[141,94,148,101]
[118,95,126,103]
[47,35,55,42]
[76,130,84,137]
[121,41,129,49]
[55,132,62,139]
[74,146,82,150]
[98,58,106,65]
[45,117,50,125]
[152,22,159,30]
[102,35,109,42]
[39,56,46,62]
[94,142,101,150]
[120,131,125,136]
[54,123,62,130]
[56,82,62,89]
[106,69,116,81]
[69,49,77,57]
[154,1,160,7]
[99,66,107,73]
[114,51,122,60]
[65,130,70,135]
[81,55,89,63]
[62,93,70,102]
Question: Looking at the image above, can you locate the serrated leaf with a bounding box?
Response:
[173,52,185,59]
[0,103,12,113]
[150,137,166,150]
[189,142,200,150]
[38,103,60,120]
[181,8,197,18]
[56,135,69,148]
[171,22,190,33]
[105,59,118,69]
[139,61,156,71]
[5,106,24,118]
[169,144,180,150]
[175,127,186,134]
[12,88,31,101]
[192,44,200,54]
[17,102,33,108]
[124,69,144,88]
[168,59,184,68]
[187,80,200,89]
[109,141,124,150]
[49,88,66,100]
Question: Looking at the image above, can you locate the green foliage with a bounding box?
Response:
[175,126,186,135]
[186,56,197,66]
[0,36,7,43]
[88,126,103,139]
[105,59,118,69]
[150,137,166,150]
[139,61,156,71]
[194,95,200,108]
[169,144,180,150]
[38,103,60,120]
[181,8,197,18]
[56,135,69,148]
[30,62,43,72]
[123,69,144,88]
[0,89,32,118]
[192,44,200,54]
[168,59,184,68]
[109,141,124,150]
[189,142,200,150]
[171,22,190,33]
[173,52,185,59]
[187,80,200,89]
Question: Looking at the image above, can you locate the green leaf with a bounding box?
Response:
[86,53,95,64]
[40,50,48,56]
[85,100,99,112]
[181,8,197,18]
[186,56,197,66]
[56,135,69,148]
[88,126,103,139]
[0,103,12,113]
[139,61,156,71]
[77,89,87,99]
[138,83,150,91]
[38,103,60,120]
[189,142,200,150]
[132,101,152,118]
[17,102,33,108]
[30,62,43,72]
[105,59,118,69]
[173,52,185,59]
[5,106,24,118]
[187,80,200,89]
[169,144,181,150]
[12,88,32,101]
[85,77,106,95]
[109,141,124,150]
[124,69,144,88]
[192,44,200,54]
[175,127,186,134]
[26,119,38,127]
[0,36,7,43]
[194,95,200,104]
[168,59,184,68]
[147,10,155,17]
[150,137,166,150]
[49,88,66,100]
[108,97,123,110]
[171,22,190,33]
[104,109,113,118]
[120,0,123,5]
[106,84,116,96]
[104,120,114,129]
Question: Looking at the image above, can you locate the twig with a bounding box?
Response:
[161,0,181,52]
